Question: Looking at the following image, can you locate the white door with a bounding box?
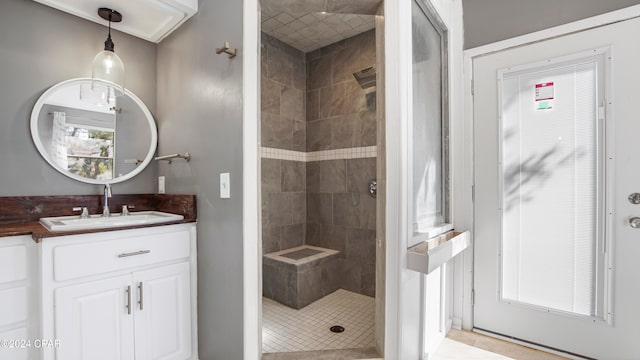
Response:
[133,262,191,360]
[473,17,640,359]
[55,275,135,360]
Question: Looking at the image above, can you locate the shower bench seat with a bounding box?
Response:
[263,245,341,309]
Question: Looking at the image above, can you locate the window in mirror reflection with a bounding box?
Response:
[51,111,115,180]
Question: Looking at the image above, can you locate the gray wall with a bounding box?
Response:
[463,0,640,49]
[155,0,245,358]
[0,0,157,196]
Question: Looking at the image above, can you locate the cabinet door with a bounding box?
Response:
[55,275,135,360]
[133,262,191,360]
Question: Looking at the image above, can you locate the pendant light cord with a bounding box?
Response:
[104,10,115,52]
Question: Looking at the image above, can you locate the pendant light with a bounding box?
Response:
[82,8,125,106]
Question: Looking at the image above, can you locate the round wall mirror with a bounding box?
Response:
[30,78,157,185]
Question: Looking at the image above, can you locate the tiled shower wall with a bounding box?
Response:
[306,158,377,296]
[262,158,306,254]
[306,30,377,151]
[261,30,377,297]
[261,34,307,254]
[261,33,306,152]
[305,30,377,297]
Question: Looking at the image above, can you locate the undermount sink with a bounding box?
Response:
[39,211,184,232]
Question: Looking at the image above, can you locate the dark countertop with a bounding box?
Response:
[0,194,197,243]
[0,219,197,243]
[0,221,48,238]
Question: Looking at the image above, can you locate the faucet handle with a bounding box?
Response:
[73,206,90,219]
[122,204,134,216]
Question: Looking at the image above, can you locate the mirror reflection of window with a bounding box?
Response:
[50,109,115,180]
[31,79,158,184]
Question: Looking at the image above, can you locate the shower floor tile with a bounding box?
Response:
[262,289,376,353]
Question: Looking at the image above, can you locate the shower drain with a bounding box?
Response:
[330,325,345,333]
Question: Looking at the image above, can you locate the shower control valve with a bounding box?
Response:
[368,179,377,198]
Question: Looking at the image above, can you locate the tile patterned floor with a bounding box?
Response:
[263,292,564,359]
[262,289,376,353]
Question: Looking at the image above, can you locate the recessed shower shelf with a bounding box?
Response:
[407,230,471,275]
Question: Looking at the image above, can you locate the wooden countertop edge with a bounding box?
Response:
[0,219,197,243]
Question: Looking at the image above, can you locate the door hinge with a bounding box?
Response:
[598,101,606,121]
[471,289,475,306]
[471,79,474,96]
[471,185,475,203]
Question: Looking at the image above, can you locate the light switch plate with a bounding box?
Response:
[220,173,230,198]
[158,176,165,194]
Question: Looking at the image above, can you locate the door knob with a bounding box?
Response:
[630,217,640,229]
[629,193,640,205]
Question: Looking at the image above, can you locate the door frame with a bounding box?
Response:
[462,2,640,337]
[385,0,467,358]
[242,0,261,358]
[243,0,466,359]
[242,0,396,358]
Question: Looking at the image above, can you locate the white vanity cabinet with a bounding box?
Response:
[0,236,37,360]
[132,262,191,360]
[39,223,198,360]
[55,274,135,360]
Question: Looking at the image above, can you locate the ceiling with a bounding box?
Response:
[261,0,382,53]
[32,0,198,43]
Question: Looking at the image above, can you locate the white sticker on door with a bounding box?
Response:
[535,82,554,110]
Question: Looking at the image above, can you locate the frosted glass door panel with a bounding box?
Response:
[499,58,604,316]
[412,0,447,231]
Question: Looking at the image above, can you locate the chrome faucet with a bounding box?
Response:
[103,184,112,217]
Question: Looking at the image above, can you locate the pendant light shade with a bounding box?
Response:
[82,8,125,106]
